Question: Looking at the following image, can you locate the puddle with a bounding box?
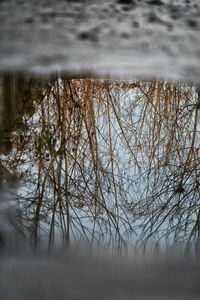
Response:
[0,73,200,255]
[0,73,200,299]
[1,1,200,299]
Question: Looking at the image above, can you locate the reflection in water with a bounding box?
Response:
[0,74,200,255]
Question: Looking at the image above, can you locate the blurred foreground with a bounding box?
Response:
[0,250,200,300]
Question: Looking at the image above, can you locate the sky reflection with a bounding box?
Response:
[0,74,200,255]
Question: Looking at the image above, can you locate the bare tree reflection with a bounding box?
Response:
[1,75,200,254]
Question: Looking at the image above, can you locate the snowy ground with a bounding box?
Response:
[0,0,200,82]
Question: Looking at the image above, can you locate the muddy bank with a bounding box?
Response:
[0,0,200,81]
